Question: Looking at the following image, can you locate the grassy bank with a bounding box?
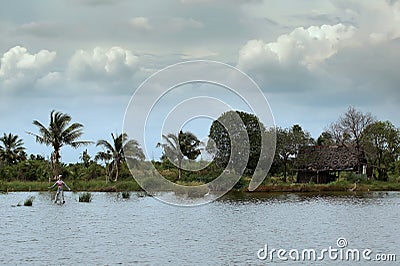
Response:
[248,180,400,193]
[1,179,400,193]
[0,180,143,192]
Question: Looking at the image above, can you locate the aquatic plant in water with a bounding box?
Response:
[79,192,92,202]
[121,191,130,199]
[24,196,35,206]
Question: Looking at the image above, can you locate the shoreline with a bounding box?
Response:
[2,180,400,193]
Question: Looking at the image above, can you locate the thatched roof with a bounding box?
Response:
[296,145,358,172]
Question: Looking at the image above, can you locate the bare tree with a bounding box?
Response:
[328,106,376,172]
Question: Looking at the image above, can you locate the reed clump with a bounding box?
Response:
[79,192,92,202]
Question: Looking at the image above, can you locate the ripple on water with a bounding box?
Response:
[0,191,399,265]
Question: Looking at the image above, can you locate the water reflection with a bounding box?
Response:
[219,191,400,206]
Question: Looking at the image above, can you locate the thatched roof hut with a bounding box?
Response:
[296,145,359,183]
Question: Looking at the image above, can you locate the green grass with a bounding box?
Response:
[78,192,92,202]
[364,180,400,191]
[1,178,399,193]
[115,180,142,192]
[0,181,50,192]
[175,180,205,186]
[248,179,400,193]
[0,180,142,192]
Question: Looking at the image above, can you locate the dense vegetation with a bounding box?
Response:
[208,111,266,174]
[1,106,399,192]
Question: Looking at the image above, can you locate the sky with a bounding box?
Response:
[0,0,399,163]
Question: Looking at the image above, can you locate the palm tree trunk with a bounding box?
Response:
[52,148,61,176]
[106,163,114,183]
[105,163,110,184]
[178,158,182,179]
[114,162,119,182]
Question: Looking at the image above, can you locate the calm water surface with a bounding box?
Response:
[0,191,399,265]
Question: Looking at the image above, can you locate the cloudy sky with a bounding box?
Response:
[1,0,399,162]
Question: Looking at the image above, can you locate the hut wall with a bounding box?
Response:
[297,171,312,183]
[296,171,337,184]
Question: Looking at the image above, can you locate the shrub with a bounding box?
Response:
[115,180,141,191]
[233,176,247,190]
[79,192,92,202]
[121,191,130,199]
[24,196,35,206]
[345,172,361,183]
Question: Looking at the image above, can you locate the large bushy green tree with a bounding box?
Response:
[361,121,400,180]
[178,130,201,160]
[317,131,335,146]
[208,111,266,174]
[274,125,314,181]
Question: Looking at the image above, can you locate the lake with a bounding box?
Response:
[0,191,399,265]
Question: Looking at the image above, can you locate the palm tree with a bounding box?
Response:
[27,110,93,175]
[95,150,113,183]
[0,133,26,165]
[96,133,144,182]
[157,133,183,179]
[156,131,201,179]
[79,149,91,168]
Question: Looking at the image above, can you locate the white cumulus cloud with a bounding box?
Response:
[0,46,56,89]
[368,0,400,43]
[129,17,152,32]
[68,46,139,82]
[238,24,356,71]
[329,0,400,44]
[36,72,62,87]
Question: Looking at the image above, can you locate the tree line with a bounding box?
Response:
[1,107,399,184]
[271,107,399,181]
[0,110,145,183]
